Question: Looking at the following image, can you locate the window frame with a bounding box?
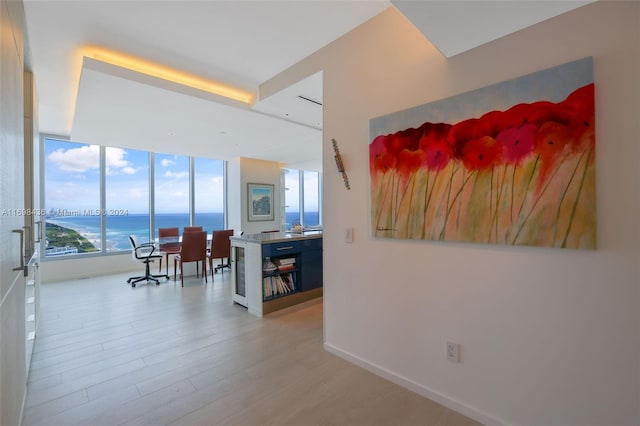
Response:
[282,168,322,230]
[40,134,227,260]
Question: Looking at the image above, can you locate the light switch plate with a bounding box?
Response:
[446,341,460,363]
[345,227,354,243]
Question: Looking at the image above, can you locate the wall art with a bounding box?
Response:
[369,58,595,248]
[248,183,274,222]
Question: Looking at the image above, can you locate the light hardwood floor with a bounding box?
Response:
[23,270,481,426]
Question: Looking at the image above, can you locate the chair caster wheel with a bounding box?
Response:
[131,283,136,288]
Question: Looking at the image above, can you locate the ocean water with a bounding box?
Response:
[48,211,319,254]
[48,213,224,252]
[284,211,320,230]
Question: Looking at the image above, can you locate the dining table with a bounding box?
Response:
[156,234,213,275]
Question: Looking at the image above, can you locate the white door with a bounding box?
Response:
[0,1,27,423]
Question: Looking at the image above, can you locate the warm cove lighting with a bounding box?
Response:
[84,48,254,104]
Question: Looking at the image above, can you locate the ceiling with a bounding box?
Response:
[23,1,594,172]
[392,0,596,58]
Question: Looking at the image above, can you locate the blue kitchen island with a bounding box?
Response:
[230,231,323,316]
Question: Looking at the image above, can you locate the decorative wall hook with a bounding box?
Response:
[331,138,350,190]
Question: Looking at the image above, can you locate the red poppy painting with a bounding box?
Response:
[369,58,596,249]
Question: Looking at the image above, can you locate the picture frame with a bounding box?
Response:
[247,183,274,221]
[369,57,595,249]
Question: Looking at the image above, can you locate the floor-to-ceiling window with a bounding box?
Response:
[154,153,190,235]
[105,147,149,252]
[283,168,321,230]
[194,157,225,231]
[303,170,320,227]
[45,139,101,255]
[283,168,300,230]
[43,136,226,258]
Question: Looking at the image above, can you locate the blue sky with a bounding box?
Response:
[283,168,319,212]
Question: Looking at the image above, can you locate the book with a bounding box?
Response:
[277,264,295,272]
[264,271,296,299]
[263,277,272,298]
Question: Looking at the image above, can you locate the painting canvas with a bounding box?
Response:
[248,183,274,221]
[369,58,596,249]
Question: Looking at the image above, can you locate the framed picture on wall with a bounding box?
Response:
[247,183,274,221]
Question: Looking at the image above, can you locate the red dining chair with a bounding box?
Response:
[183,226,202,232]
[158,227,180,275]
[174,230,208,287]
[183,226,204,275]
[207,229,234,279]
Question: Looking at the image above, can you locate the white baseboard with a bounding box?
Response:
[323,342,507,426]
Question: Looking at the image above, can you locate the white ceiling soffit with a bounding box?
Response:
[391,0,597,58]
[72,59,322,171]
[253,71,323,130]
[23,0,390,137]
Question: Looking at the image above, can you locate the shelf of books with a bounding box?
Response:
[262,256,298,301]
[231,234,322,317]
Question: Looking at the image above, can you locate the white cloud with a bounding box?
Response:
[128,187,146,199]
[106,148,137,175]
[161,159,175,167]
[46,179,99,210]
[49,145,138,176]
[105,147,129,168]
[48,145,99,172]
[105,181,149,213]
[165,171,189,179]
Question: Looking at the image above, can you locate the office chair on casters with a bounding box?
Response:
[127,235,169,287]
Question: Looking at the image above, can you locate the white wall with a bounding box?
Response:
[227,157,242,235]
[227,157,282,235]
[260,3,640,425]
[40,253,142,283]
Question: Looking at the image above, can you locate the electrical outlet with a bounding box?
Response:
[446,341,460,363]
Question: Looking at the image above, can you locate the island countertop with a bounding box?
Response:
[230,231,322,244]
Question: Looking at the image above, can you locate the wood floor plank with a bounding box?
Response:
[72,380,196,426]
[30,384,141,426]
[26,358,146,408]
[21,389,88,426]
[23,272,481,426]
